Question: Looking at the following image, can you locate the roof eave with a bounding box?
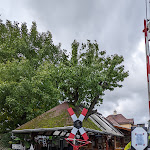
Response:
[12,126,124,137]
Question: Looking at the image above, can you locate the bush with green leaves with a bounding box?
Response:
[0,132,12,148]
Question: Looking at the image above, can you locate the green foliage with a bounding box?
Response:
[0,133,12,148]
[0,19,128,132]
[0,59,60,132]
[58,40,128,107]
[0,20,60,65]
[0,20,60,132]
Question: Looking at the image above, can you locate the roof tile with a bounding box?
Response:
[106,114,134,125]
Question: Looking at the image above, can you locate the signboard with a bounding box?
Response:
[12,144,23,149]
[131,127,148,150]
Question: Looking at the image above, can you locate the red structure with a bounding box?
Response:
[66,107,90,150]
[143,19,150,116]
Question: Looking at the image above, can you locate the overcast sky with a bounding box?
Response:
[0,0,149,125]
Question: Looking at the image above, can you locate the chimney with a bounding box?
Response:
[113,110,117,115]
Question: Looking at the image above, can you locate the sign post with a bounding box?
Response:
[131,127,148,150]
[66,107,90,150]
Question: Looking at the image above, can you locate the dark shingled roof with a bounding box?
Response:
[16,102,101,131]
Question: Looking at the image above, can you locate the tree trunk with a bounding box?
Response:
[85,95,99,120]
[74,87,79,104]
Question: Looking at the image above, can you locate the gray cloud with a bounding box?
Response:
[98,40,149,124]
[24,0,145,55]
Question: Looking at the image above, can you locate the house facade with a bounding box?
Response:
[106,110,134,129]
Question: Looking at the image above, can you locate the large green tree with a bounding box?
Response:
[0,19,128,132]
[57,40,129,118]
[0,20,61,132]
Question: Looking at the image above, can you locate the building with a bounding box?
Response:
[106,111,134,149]
[106,110,134,129]
[12,103,124,150]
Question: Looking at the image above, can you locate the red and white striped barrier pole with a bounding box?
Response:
[143,10,150,148]
[143,19,150,117]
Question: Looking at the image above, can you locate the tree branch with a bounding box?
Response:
[85,95,99,120]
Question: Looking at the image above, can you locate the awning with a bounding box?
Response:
[12,126,113,136]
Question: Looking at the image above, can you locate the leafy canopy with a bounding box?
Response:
[0,19,128,132]
[0,20,60,65]
[58,40,128,118]
[0,20,61,132]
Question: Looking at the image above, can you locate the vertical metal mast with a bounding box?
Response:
[143,0,150,119]
[143,0,150,149]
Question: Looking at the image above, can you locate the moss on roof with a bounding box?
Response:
[17,110,71,130]
[16,102,101,132]
[83,118,101,131]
